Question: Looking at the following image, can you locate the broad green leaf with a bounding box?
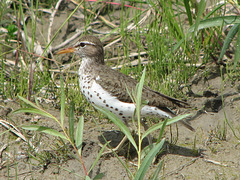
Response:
[142,114,191,140]
[134,139,165,180]
[189,16,240,33]
[75,116,84,155]
[13,108,56,120]
[136,68,146,117]
[85,176,91,180]
[18,96,40,109]
[15,96,58,122]
[93,173,104,180]
[141,143,154,160]
[22,125,67,140]
[218,24,240,63]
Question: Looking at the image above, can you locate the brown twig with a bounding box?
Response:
[70,0,117,28]
[48,0,64,47]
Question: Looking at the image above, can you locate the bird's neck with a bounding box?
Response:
[79,56,104,76]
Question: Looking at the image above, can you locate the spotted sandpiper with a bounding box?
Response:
[57,35,195,133]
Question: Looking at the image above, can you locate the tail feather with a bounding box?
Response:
[179,120,195,131]
[158,107,195,132]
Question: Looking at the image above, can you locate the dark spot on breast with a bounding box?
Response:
[110,106,113,109]
[97,93,99,96]
[122,116,125,119]
[90,94,92,98]
[83,90,85,93]
[99,97,102,99]
[88,86,91,89]
[119,112,123,116]
[87,91,89,95]
[103,100,106,103]
[106,104,109,107]
[115,108,118,111]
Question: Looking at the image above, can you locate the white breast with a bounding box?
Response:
[78,61,172,123]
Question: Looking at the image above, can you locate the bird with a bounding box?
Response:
[57,35,195,136]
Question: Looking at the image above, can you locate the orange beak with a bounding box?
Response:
[56,47,75,54]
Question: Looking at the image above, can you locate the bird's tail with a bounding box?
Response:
[179,120,195,131]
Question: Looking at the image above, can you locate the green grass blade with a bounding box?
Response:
[134,139,165,180]
[41,1,83,58]
[75,116,84,155]
[173,38,185,51]
[69,101,75,143]
[88,142,109,174]
[234,25,240,69]
[174,16,240,52]
[18,96,40,109]
[93,105,138,151]
[189,16,240,33]
[218,24,239,63]
[18,0,30,52]
[204,3,225,20]
[156,118,168,144]
[193,0,206,36]
[34,95,40,107]
[60,75,65,125]
[22,125,67,140]
[13,108,56,120]
[15,96,60,123]
[136,67,146,112]
[183,0,193,25]
[150,160,164,180]
[142,114,191,141]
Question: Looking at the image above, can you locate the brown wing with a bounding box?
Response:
[95,65,195,132]
[95,64,189,109]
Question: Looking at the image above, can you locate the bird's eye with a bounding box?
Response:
[79,42,86,47]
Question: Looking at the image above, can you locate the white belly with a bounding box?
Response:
[79,75,171,123]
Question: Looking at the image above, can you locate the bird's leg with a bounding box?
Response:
[140,118,153,145]
[100,134,128,155]
[100,119,153,155]
[101,121,132,155]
